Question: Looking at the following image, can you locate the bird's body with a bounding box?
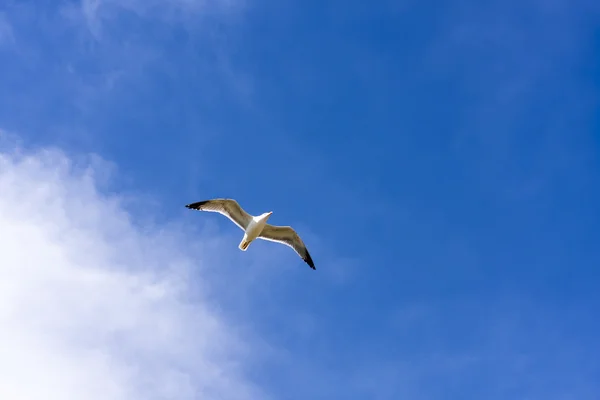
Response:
[238,212,273,251]
[185,198,316,270]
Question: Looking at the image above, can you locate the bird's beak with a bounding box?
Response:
[268,211,273,216]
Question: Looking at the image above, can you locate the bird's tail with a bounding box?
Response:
[238,238,251,251]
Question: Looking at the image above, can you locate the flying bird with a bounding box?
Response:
[185,198,315,270]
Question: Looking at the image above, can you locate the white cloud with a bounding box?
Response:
[0,141,265,400]
[69,0,243,40]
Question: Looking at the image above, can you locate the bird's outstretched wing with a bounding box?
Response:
[185,199,252,231]
[258,225,316,270]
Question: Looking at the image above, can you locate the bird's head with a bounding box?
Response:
[262,211,273,220]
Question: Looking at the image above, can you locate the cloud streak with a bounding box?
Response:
[69,0,242,41]
[0,12,14,46]
[0,139,264,400]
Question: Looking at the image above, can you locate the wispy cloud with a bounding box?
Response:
[0,135,265,400]
[0,0,253,179]
[0,11,14,46]
[67,0,243,41]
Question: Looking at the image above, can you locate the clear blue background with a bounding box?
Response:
[1,0,598,398]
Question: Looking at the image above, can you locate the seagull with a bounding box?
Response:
[185,198,316,270]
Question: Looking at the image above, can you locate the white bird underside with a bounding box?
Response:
[185,198,315,270]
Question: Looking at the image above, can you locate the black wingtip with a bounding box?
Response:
[185,200,209,210]
[304,251,316,270]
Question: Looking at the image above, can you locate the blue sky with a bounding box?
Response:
[0,0,599,399]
